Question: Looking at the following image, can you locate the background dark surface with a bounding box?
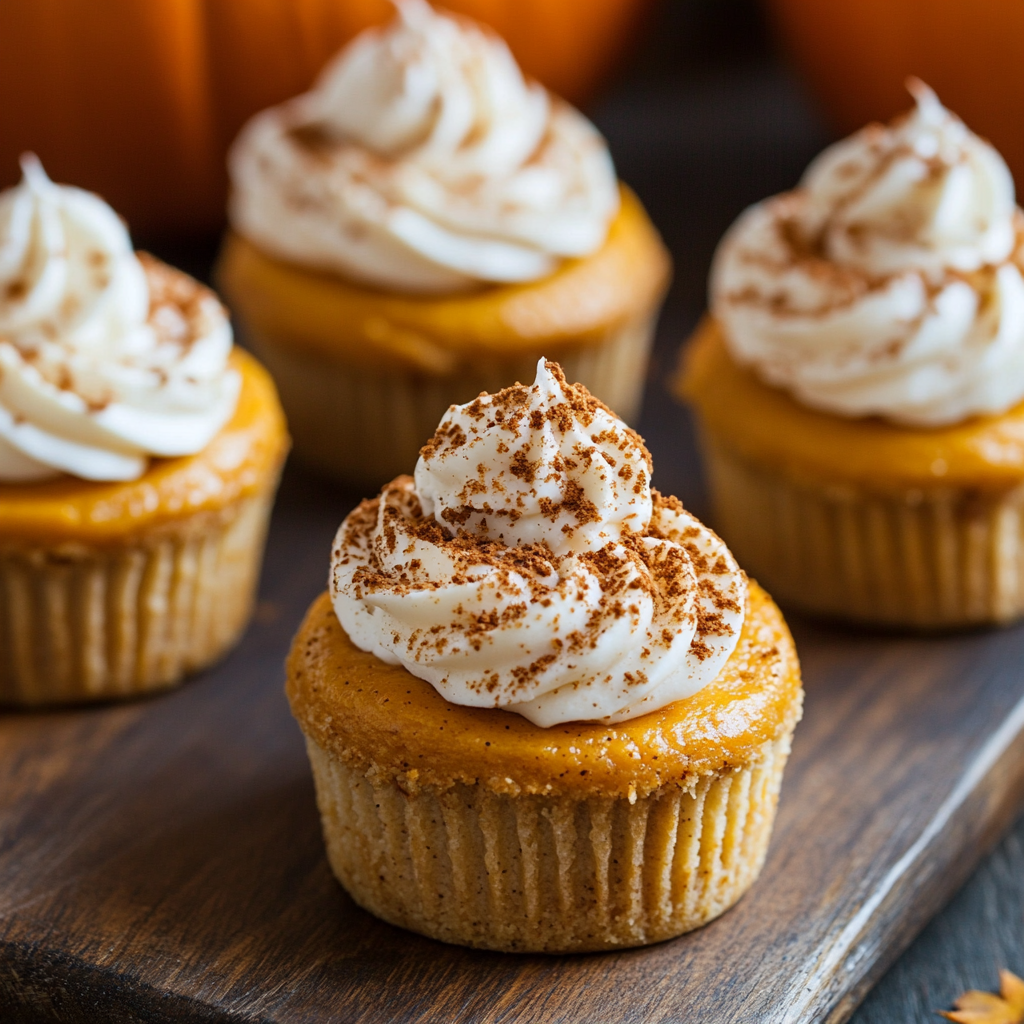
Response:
[139,0,1024,1017]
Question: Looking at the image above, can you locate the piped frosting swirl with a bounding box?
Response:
[0,157,239,482]
[331,360,746,727]
[228,0,619,294]
[711,81,1024,427]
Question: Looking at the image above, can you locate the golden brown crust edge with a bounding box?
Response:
[286,581,803,801]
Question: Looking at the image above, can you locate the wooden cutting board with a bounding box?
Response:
[4,463,1024,1024]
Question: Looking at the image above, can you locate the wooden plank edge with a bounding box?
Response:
[8,694,1024,1024]
[0,940,269,1024]
[777,691,1024,1024]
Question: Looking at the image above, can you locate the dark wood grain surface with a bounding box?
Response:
[3,2,1024,1020]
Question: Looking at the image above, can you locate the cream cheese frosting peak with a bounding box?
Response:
[0,156,240,482]
[711,81,1024,427]
[331,360,747,727]
[415,359,652,555]
[228,0,619,294]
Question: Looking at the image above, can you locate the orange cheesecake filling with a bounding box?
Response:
[0,349,289,544]
[217,186,671,376]
[680,318,1024,492]
[287,582,801,801]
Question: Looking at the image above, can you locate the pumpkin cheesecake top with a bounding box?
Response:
[0,349,286,545]
[681,319,1024,491]
[216,186,670,375]
[288,581,800,800]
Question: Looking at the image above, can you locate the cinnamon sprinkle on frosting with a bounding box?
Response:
[331,359,747,726]
[711,80,1024,428]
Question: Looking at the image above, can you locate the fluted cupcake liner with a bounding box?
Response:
[0,490,276,706]
[305,730,791,953]
[243,311,658,488]
[703,435,1024,628]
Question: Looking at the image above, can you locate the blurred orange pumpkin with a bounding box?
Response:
[765,0,1024,191]
[0,0,654,237]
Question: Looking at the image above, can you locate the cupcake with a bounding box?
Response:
[680,81,1024,628]
[218,0,670,488]
[0,158,289,706]
[287,359,802,952]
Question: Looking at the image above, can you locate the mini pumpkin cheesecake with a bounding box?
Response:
[679,83,1024,628]
[0,160,288,705]
[287,360,802,952]
[219,0,670,488]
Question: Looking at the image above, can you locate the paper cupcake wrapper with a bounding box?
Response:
[0,490,276,706]
[243,310,658,488]
[304,730,791,953]
[703,435,1024,627]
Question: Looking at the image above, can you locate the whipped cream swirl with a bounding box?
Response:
[0,157,240,482]
[711,81,1024,427]
[331,360,746,727]
[228,0,619,294]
